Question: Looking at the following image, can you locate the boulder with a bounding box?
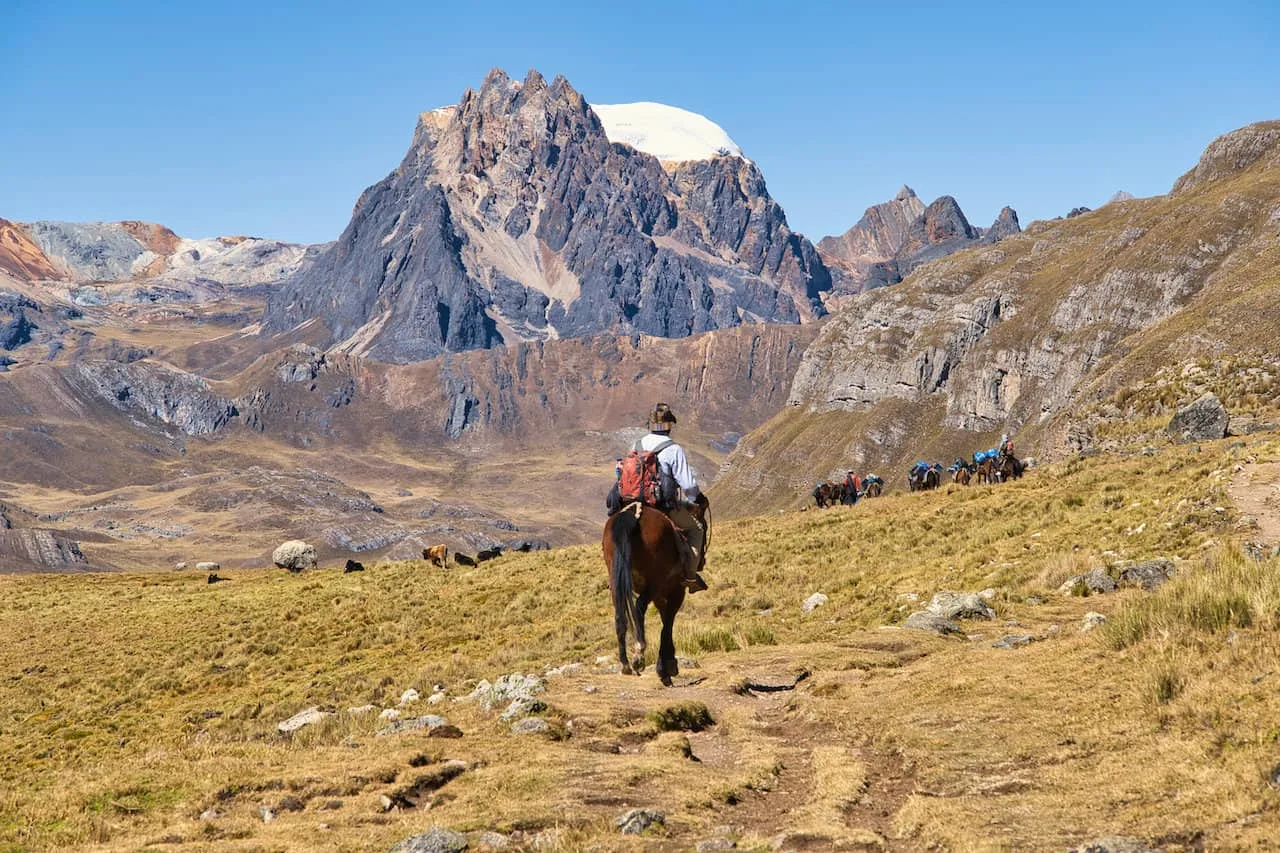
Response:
[465,673,546,714]
[278,706,332,733]
[926,591,995,620]
[992,634,1033,649]
[273,539,317,572]
[510,717,551,735]
[376,714,463,738]
[902,612,963,635]
[1167,393,1228,443]
[389,827,469,853]
[801,592,829,613]
[1081,612,1108,632]
[617,808,665,835]
[195,561,220,571]
[1059,569,1117,596]
[1117,559,1177,591]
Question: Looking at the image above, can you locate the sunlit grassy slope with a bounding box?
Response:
[3,433,1280,851]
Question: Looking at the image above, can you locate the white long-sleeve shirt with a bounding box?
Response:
[637,431,701,500]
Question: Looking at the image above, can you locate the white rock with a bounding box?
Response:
[277,706,331,733]
[378,708,400,721]
[347,704,376,715]
[427,692,446,705]
[399,688,420,706]
[801,593,829,613]
[272,539,316,571]
[1081,612,1108,632]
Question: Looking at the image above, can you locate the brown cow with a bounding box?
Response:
[423,544,448,567]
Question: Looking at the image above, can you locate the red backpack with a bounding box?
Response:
[617,439,673,506]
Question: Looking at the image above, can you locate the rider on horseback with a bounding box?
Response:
[632,403,709,593]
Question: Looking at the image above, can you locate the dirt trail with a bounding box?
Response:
[1228,461,1280,545]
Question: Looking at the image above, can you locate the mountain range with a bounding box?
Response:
[0,68,1277,573]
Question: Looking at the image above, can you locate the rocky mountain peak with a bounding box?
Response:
[818,188,1017,293]
[914,196,976,244]
[1171,120,1280,196]
[983,206,1021,243]
[264,68,830,363]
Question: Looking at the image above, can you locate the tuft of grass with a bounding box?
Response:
[647,702,715,733]
[1101,548,1279,650]
[676,626,739,654]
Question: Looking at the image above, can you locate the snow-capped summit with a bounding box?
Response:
[590,101,746,164]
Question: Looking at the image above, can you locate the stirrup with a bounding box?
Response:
[683,573,708,593]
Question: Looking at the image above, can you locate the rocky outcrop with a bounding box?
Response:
[264,68,830,363]
[1170,120,1280,195]
[818,187,1020,293]
[0,294,37,350]
[0,529,91,573]
[74,360,238,435]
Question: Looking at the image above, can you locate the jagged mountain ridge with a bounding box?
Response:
[0,219,310,290]
[817,186,1020,293]
[263,69,832,363]
[712,120,1280,515]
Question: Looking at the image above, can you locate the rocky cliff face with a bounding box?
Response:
[263,69,831,363]
[817,187,1020,293]
[714,121,1280,513]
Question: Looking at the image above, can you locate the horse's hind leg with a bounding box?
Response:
[654,591,685,687]
[630,590,651,674]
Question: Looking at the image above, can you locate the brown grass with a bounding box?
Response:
[1,434,1280,850]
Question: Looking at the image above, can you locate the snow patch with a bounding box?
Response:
[591,102,746,164]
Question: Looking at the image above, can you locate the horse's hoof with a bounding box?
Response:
[631,657,645,674]
[661,658,679,678]
[659,673,673,687]
[619,663,633,676]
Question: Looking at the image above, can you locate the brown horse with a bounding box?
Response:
[954,466,971,486]
[603,501,706,686]
[994,453,1025,482]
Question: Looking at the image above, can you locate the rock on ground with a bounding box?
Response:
[801,592,829,613]
[617,808,665,835]
[1117,559,1177,591]
[389,827,469,853]
[1167,393,1228,443]
[926,591,995,620]
[376,715,463,738]
[273,539,317,571]
[1059,569,1117,596]
[277,706,331,733]
[1081,612,1108,632]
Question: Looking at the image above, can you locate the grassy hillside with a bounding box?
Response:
[713,122,1280,517]
[3,431,1279,851]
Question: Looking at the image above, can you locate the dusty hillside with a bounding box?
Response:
[0,311,819,571]
[2,433,1278,851]
[713,121,1280,517]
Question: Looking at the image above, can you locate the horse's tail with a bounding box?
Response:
[611,505,641,651]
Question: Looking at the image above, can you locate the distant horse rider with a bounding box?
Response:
[613,403,709,593]
[843,470,860,505]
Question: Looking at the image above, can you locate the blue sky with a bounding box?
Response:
[2,0,1277,244]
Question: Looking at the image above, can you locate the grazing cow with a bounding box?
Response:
[476,547,503,563]
[207,573,227,584]
[344,559,365,573]
[423,544,448,567]
[454,552,477,567]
